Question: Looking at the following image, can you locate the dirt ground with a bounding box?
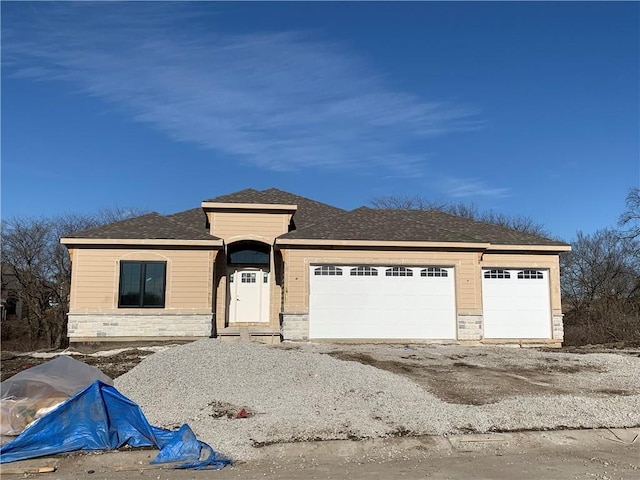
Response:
[284,342,640,406]
[1,341,639,478]
[0,350,149,383]
[4,341,638,398]
[1,428,638,479]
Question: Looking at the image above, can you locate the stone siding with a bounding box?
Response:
[552,314,564,341]
[281,313,309,341]
[67,314,212,339]
[457,314,483,341]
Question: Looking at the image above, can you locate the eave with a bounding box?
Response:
[60,238,223,247]
[275,238,490,249]
[486,244,572,252]
[201,202,297,212]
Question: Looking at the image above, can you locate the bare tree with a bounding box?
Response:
[560,229,640,345]
[370,195,548,237]
[619,187,640,239]
[1,208,147,349]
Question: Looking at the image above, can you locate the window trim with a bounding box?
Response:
[118,261,167,308]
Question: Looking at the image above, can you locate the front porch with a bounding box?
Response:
[216,325,282,344]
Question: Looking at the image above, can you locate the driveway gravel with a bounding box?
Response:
[114,339,640,461]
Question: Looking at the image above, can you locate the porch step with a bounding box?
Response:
[217,326,282,344]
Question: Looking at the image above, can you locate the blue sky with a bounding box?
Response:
[2,1,638,241]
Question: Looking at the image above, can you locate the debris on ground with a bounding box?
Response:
[0,356,231,470]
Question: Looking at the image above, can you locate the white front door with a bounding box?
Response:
[228,267,270,323]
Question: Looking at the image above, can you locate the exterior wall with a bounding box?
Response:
[457,314,483,341]
[281,313,309,341]
[213,250,283,332]
[553,314,564,341]
[281,247,564,343]
[207,211,290,243]
[68,313,212,340]
[282,248,480,314]
[67,247,218,339]
[207,210,290,333]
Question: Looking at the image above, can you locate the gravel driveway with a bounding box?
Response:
[114,340,640,461]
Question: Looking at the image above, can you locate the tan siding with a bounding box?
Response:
[70,248,215,315]
[481,253,563,312]
[282,249,480,314]
[209,211,288,243]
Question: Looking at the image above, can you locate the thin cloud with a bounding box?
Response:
[444,178,511,198]
[2,2,482,175]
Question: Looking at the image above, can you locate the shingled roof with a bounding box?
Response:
[279,207,569,247]
[409,210,568,246]
[64,213,219,241]
[62,188,569,248]
[278,207,481,243]
[205,188,346,231]
[166,207,209,233]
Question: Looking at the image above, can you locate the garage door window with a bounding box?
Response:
[517,270,544,279]
[350,266,378,276]
[484,269,510,279]
[421,267,448,277]
[385,266,413,277]
[314,266,343,276]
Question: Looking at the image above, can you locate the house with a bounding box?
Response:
[60,188,571,346]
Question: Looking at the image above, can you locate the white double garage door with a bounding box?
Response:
[309,265,552,340]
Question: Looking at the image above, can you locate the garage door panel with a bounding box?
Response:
[309,265,456,340]
[482,269,551,339]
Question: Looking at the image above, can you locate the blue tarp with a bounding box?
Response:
[0,381,231,470]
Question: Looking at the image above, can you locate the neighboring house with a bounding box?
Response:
[60,188,571,346]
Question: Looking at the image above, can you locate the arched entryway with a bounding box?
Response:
[226,241,271,324]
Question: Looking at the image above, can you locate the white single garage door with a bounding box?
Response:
[309,265,456,340]
[482,269,551,339]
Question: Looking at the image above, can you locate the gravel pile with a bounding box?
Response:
[114,339,640,460]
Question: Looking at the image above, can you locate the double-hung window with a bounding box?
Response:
[119,261,166,308]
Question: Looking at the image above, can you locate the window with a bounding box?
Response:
[385,266,413,277]
[263,272,269,283]
[314,266,343,276]
[484,269,510,279]
[228,241,270,265]
[518,270,544,279]
[119,261,166,308]
[241,272,257,283]
[350,266,378,276]
[421,267,448,277]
